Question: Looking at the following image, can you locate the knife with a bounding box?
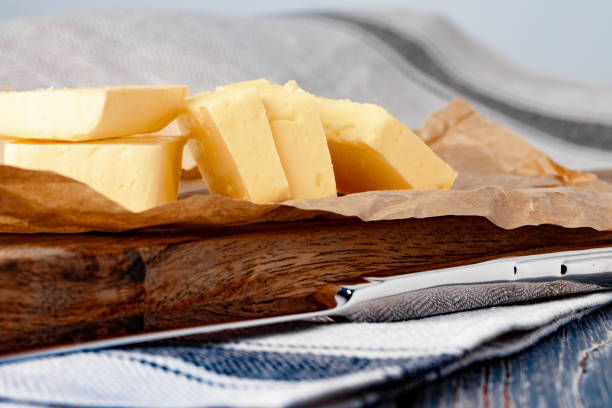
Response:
[2,246,611,363]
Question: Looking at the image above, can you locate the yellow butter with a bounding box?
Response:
[286,81,457,193]
[218,80,336,199]
[153,119,198,175]
[0,85,189,141]
[179,88,290,203]
[3,136,185,212]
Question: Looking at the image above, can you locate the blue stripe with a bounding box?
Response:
[125,346,459,382]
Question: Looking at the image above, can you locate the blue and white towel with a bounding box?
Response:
[1,9,611,407]
[1,293,612,407]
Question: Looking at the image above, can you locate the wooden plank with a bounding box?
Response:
[402,303,612,407]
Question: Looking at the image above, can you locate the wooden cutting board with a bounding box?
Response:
[2,170,612,356]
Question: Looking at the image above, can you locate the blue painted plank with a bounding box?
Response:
[403,304,612,407]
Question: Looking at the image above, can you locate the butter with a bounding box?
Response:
[0,85,188,141]
[153,119,198,176]
[3,136,185,212]
[179,88,290,203]
[286,81,457,193]
[218,80,336,199]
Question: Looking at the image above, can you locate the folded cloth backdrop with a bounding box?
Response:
[1,9,612,408]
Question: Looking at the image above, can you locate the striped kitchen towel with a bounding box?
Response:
[1,293,612,407]
[0,9,611,407]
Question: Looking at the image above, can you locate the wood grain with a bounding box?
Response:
[2,215,612,356]
[402,302,612,407]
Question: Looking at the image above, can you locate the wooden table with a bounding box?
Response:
[402,302,612,407]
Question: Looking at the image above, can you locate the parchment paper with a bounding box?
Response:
[1,99,610,233]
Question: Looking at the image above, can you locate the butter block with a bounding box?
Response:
[218,80,336,199]
[286,81,457,193]
[152,119,198,177]
[0,85,189,141]
[3,136,185,212]
[179,89,290,203]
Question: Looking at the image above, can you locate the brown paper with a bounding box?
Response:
[1,99,610,233]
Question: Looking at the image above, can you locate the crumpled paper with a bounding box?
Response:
[0,99,610,233]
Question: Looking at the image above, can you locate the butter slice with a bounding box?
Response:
[0,85,188,141]
[153,119,198,177]
[218,80,336,199]
[3,136,185,212]
[286,81,457,193]
[179,89,290,203]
